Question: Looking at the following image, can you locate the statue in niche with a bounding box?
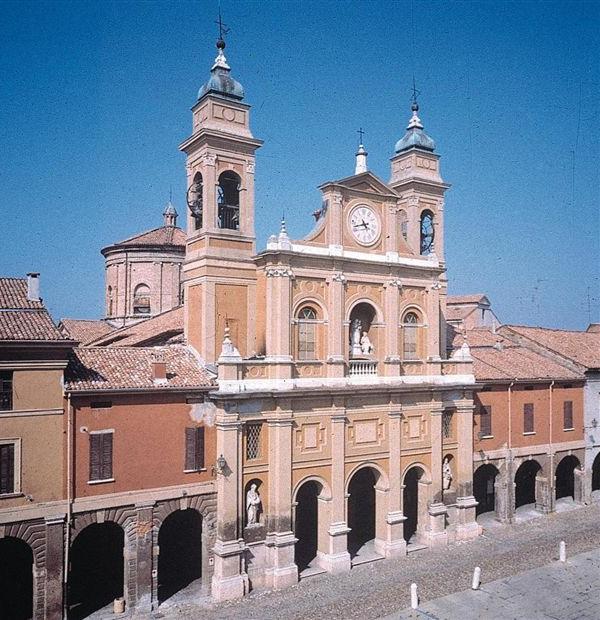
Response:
[246,483,261,526]
[442,457,453,491]
[350,318,363,356]
[360,331,374,355]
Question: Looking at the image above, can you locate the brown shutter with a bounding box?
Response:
[185,427,196,471]
[524,403,534,433]
[563,401,573,429]
[196,427,205,470]
[481,405,492,437]
[0,443,14,494]
[101,433,113,480]
[90,434,102,481]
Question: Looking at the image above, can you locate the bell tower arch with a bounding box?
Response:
[180,37,263,363]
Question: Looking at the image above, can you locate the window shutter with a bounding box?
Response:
[0,444,14,494]
[90,434,102,481]
[101,433,113,480]
[185,427,196,471]
[524,403,534,433]
[196,427,205,470]
[563,401,573,429]
[481,405,492,437]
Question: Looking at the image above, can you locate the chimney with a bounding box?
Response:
[26,272,40,302]
[151,350,167,384]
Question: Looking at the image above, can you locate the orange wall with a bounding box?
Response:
[474,382,584,452]
[72,392,215,497]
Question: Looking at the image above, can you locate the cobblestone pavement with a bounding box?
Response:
[391,547,600,620]
[153,503,600,620]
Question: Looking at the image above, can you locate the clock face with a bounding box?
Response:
[349,205,380,246]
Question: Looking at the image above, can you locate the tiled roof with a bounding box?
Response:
[106,226,186,250]
[0,278,67,341]
[59,319,114,345]
[88,306,183,347]
[501,325,600,370]
[456,328,581,382]
[447,294,487,305]
[65,345,214,391]
[446,306,474,322]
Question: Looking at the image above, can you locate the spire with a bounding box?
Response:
[394,96,436,154]
[355,128,368,174]
[163,200,178,227]
[278,217,292,250]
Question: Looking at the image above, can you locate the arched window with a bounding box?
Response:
[107,286,114,317]
[420,210,435,255]
[297,306,318,360]
[187,172,203,230]
[402,311,419,360]
[217,171,241,230]
[399,210,408,243]
[133,284,151,315]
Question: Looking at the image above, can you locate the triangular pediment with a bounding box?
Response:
[319,171,398,199]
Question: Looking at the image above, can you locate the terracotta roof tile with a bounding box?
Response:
[105,226,186,251]
[501,325,600,370]
[59,319,115,344]
[0,278,67,341]
[65,345,214,391]
[447,294,487,305]
[88,306,183,347]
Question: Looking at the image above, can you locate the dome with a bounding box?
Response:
[394,103,436,153]
[198,44,244,101]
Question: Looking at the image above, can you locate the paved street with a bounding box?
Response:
[392,548,600,620]
[151,502,600,620]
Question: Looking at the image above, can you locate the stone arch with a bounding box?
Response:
[0,536,34,620]
[293,475,332,502]
[217,170,242,230]
[346,297,384,324]
[592,452,600,494]
[514,459,543,509]
[293,297,328,322]
[555,454,581,501]
[402,464,430,543]
[473,463,500,517]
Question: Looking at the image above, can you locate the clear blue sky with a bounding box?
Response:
[1,0,598,329]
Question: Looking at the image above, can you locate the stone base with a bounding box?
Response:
[211,573,247,602]
[455,495,482,540]
[318,550,352,573]
[264,531,298,590]
[380,537,407,558]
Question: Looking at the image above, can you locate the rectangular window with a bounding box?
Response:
[480,405,492,437]
[563,401,574,430]
[442,410,454,439]
[0,371,13,411]
[89,431,113,482]
[0,442,16,495]
[184,426,205,472]
[298,323,316,360]
[523,403,534,434]
[403,326,418,360]
[246,423,262,460]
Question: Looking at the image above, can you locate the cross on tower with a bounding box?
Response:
[215,8,230,41]
[411,75,420,106]
[357,127,365,145]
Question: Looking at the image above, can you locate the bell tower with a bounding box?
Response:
[180,36,262,364]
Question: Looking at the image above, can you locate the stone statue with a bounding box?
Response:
[350,318,363,357]
[360,331,374,355]
[443,457,453,491]
[246,483,261,526]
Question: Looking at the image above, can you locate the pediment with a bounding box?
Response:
[320,171,398,199]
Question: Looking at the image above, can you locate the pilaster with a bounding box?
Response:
[383,282,402,376]
[427,407,448,546]
[44,515,65,620]
[134,503,154,612]
[327,273,347,377]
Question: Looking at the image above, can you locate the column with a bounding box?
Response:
[212,411,246,602]
[44,515,65,620]
[327,274,346,378]
[134,503,154,611]
[383,282,401,376]
[427,407,448,546]
[321,406,351,572]
[383,409,407,557]
[264,406,297,589]
[455,400,481,539]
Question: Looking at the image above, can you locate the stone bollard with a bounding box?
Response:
[410,583,419,609]
[471,566,481,590]
[559,541,566,562]
[113,598,125,614]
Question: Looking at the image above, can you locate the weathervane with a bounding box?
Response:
[215,6,230,44]
[411,75,421,108]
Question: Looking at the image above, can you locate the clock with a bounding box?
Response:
[348,205,380,246]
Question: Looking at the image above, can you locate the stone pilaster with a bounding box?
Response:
[264,412,297,589]
[427,407,448,546]
[383,409,407,557]
[44,515,65,620]
[455,401,480,540]
[265,267,294,374]
[134,503,154,611]
[322,408,351,572]
[327,273,346,378]
[383,282,402,376]
[212,414,246,602]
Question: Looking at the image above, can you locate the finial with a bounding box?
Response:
[277,214,292,249]
[355,129,368,175]
[212,7,231,70]
[163,197,178,227]
[407,77,423,129]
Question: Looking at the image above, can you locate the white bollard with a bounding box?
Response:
[559,540,566,562]
[471,566,481,590]
[410,582,419,609]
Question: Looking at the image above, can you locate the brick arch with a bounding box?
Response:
[2,520,47,569]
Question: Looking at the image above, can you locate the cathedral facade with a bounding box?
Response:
[181,39,479,600]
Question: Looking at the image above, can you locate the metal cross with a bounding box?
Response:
[215,8,230,40]
[357,127,365,145]
[411,75,420,105]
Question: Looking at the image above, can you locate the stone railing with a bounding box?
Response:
[348,360,378,377]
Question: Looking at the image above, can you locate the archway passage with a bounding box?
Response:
[514,460,541,509]
[68,522,124,620]
[0,537,33,620]
[555,455,580,501]
[473,464,499,517]
[158,509,203,604]
[592,453,600,494]
[347,467,377,558]
[294,481,320,572]
[403,466,425,543]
